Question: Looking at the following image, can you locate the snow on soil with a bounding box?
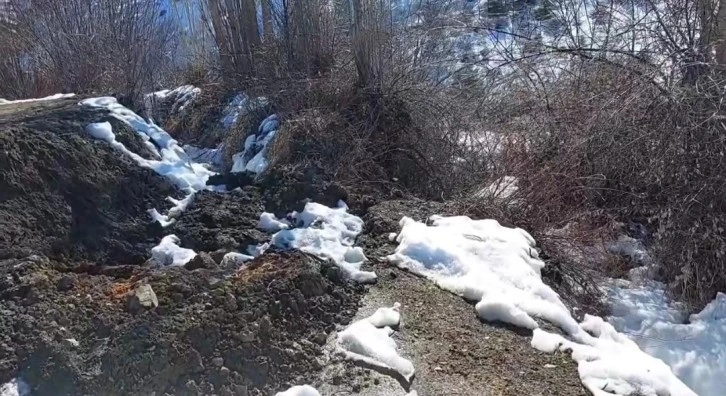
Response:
[221,252,254,267]
[81,97,216,228]
[274,385,321,396]
[473,176,518,200]
[270,201,376,283]
[605,278,725,396]
[387,215,695,396]
[0,379,29,396]
[258,212,290,232]
[0,93,75,105]
[337,303,415,383]
[150,235,197,267]
[144,85,200,119]
[231,114,280,175]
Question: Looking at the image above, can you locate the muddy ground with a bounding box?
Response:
[0,98,589,396]
[0,100,364,396]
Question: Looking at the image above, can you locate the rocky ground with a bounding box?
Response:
[0,98,589,395]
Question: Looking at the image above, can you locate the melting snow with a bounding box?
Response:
[81,97,216,228]
[258,212,290,232]
[605,279,725,396]
[144,85,200,121]
[337,303,414,382]
[270,201,376,283]
[274,385,321,396]
[387,215,695,396]
[150,235,197,267]
[230,114,280,175]
[0,93,75,105]
[0,379,29,396]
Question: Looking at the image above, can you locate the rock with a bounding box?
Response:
[312,331,327,345]
[210,249,229,264]
[127,284,159,313]
[212,357,224,367]
[184,252,216,271]
[56,275,75,292]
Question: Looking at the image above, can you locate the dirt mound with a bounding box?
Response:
[170,187,269,254]
[0,250,363,395]
[0,99,177,264]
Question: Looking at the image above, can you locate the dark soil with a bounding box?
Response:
[0,99,176,265]
[170,188,268,253]
[0,99,365,396]
[0,251,363,396]
[315,199,588,396]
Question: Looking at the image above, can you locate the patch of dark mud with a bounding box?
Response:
[170,187,269,254]
[0,251,363,396]
[0,99,177,265]
[259,165,349,218]
[360,199,463,258]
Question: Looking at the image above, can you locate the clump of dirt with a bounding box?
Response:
[259,164,349,218]
[170,187,269,254]
[0,99,177,265]
[0,251,363,395]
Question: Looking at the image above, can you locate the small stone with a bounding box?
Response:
[212,357,224,367]
[56,275,75,292]
[184,252,216,271]
[238,330,256,343]
[312,331,327,345]
[127,284,158,313]
[210,249,229,264]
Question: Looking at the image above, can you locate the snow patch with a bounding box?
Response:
[387,215,694,395]
[387,215,574,332]
[81,97,217,228]
[221,252,254,267]
[230,115,280,175]
[366,302,402,328]
[605,277,725,396]
[337,303,414,382]
[0,379,29,396]
[274,385,321,396]
[271,202,376,283]
[144,85,200,120]
[0,93,75,105]
[258,212,290,232]
[473,176,518,200]
[150,235,197,267]
[531,317,696,396]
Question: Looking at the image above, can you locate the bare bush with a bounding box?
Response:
[0,0,177,101]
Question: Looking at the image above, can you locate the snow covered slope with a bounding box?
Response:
[387,214,696,396]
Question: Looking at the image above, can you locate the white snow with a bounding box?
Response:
[258,212,290,232]
[605,277,726,396]
[337,303,414,382]
[473,176,518,200]
[81,97,217,227]
[387,215,694,396]
[230,114,280,175]
[144,85,200,119]
[0,93,75,105]
[150,235,197,267]
[387,216,576,332]
[0,379,29,396]
[531,317,696,396]
[366,302,402,328]
[274,385,321,396]
[271,202,376,283]
[221,252,254,267]
[183,143,224,167]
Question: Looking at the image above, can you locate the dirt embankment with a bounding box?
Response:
[0,99,176,265]
[0,98,588,396]
[0,100,364,396]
